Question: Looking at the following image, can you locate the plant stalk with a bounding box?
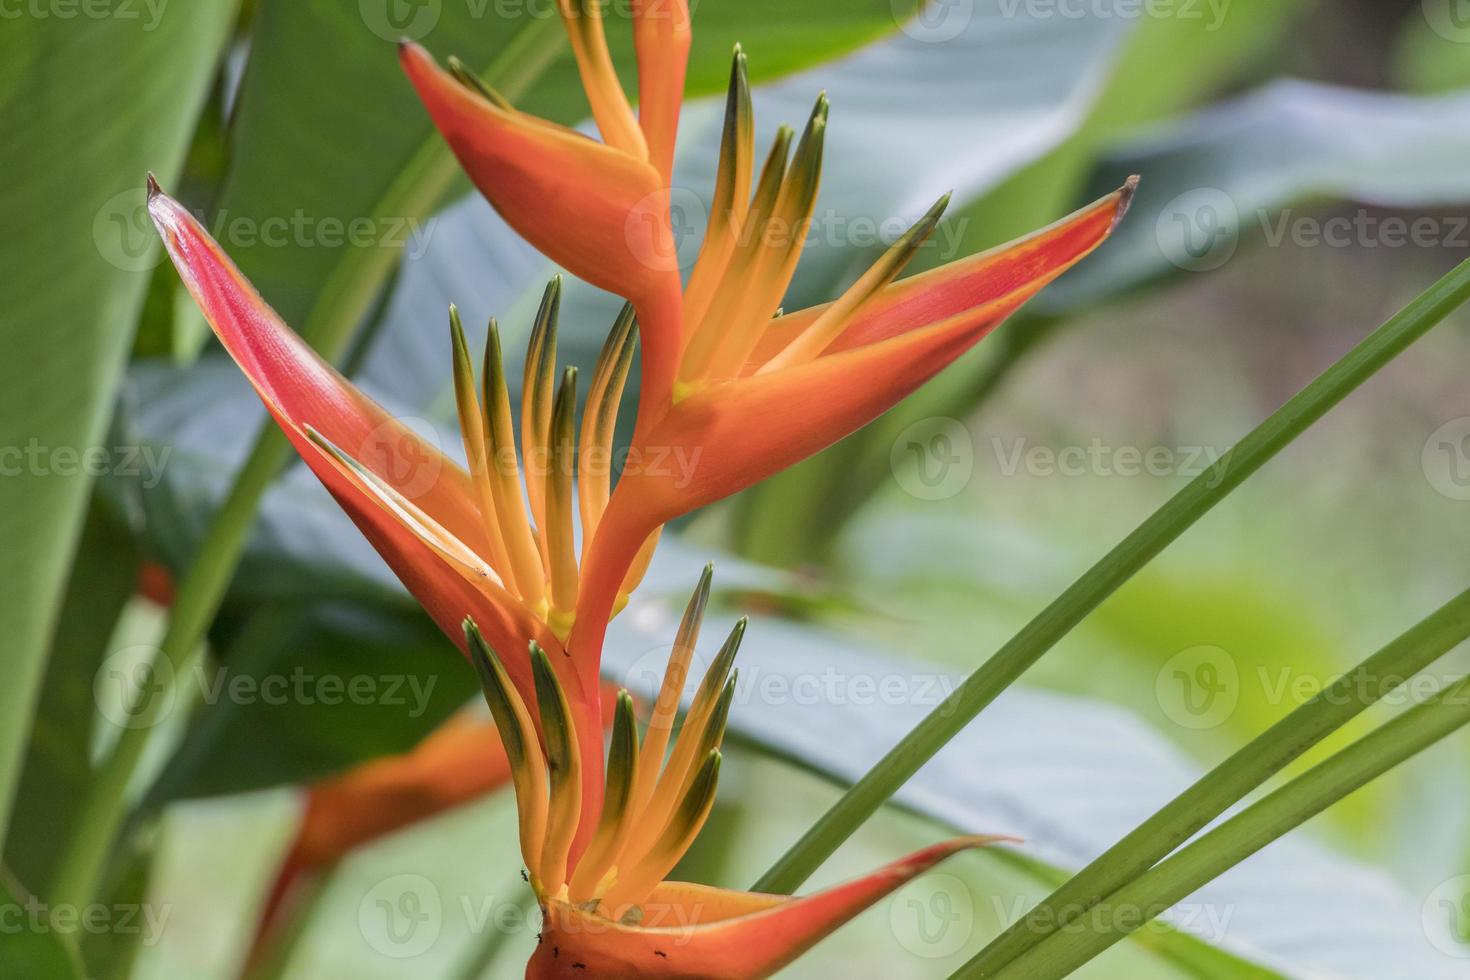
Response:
[982,672,1470,979]
[754,254,1470,895]
[963,585,1470,975]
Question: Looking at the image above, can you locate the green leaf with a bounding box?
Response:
[0,870,82,980]
[0,0,236,845]
[1392,12,1470,93]
[141,602,476,803]
[3,493,138,893]
[79,825,159,980]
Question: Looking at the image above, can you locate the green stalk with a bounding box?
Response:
[963,585,1470,976]
[47,18,567,912]
[985,672,1470,980]
[753,255,1470,895]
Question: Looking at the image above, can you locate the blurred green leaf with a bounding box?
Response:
[4,494,138,894]
[1392,11,1470,93]
[1047,81,1470,310]
[0,871,82,980]
[142,602,477,802]
[0,0,236,845]
[80,825,158,980]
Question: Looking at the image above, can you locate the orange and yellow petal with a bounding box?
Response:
[400,42,673,305]
[528,836,1011,979]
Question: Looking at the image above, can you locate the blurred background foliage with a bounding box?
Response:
[5,0,1470,976]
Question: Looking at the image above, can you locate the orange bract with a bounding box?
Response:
[466,574,1014,980]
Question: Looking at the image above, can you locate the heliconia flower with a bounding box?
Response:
[403,29,1135,667]
[148,181,656,843]
[465,571,1012,979]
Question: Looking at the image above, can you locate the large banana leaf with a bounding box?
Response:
[0,0,237,846]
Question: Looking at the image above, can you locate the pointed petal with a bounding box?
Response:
[531,642,583,893]
[400,42,672,303]
[682,47,754,338]
[528,837,1011,979]
[467,622,550,888]
[556,0,647,158]
[147,183,547,671]
[631,0,692,182]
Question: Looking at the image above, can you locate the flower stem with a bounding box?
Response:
[981,671,1470,980]
[46,18,567,912]
[963,586,1470,976]
[753,254,1470,896]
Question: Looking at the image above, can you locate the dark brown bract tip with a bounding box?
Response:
[1114,174,1141,227]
